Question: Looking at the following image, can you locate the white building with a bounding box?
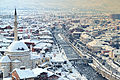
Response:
[80,32,92,44]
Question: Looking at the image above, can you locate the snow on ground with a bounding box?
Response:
[3,78,12,80]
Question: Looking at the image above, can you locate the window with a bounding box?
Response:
[115,55,117,58]
[41,75,46,77]
[17,47,24,50]
[17,48,20,50]
[21,48,24,50]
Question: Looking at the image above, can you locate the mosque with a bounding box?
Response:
[0,9,35,78]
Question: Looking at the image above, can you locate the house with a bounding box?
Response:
[50,52,68,68]
[33,42,52,53]
[87,39,104,52]
[72,31,82,39]
[32,68,59,80]
[4,25,12,29]
[101,45,114,57]
[48,74,59,80]
[111,49,120,60]
[12,68,35,80]
[39,29,52,36]
[80,33,92,44]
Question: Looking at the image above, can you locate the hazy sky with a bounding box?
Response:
[0,0,120,13]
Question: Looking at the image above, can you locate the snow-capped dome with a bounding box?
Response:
[0,56,11,63]
[7,41,29,52]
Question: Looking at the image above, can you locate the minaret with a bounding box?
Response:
[14,8,18,41]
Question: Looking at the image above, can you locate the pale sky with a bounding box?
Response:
[0,0,120,13]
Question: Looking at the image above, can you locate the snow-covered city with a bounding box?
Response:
[0,0,120,80]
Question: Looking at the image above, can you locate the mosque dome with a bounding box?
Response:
[0,56,11,63]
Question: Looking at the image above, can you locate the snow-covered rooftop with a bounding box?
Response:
[39,36,53,39]
[7,41,29,52]
[102,45,114,50]
[34,42,52,49]
[32,68,54,77]
[13,69,35,79]
[39,39,54,43]
[30,53,41,60]
[113,49,120,55]
[21,39,40,44]
[0,47,7,51]
[87,39,104,47]
[39,30,52,35]
[0,56,11,63]
[51,53,67,63]
[81,33,91,39]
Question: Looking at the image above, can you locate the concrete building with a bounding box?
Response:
[87,39,104,52]
[12,68,35,80]
[112,49,120,61]
[80,32,92,44]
